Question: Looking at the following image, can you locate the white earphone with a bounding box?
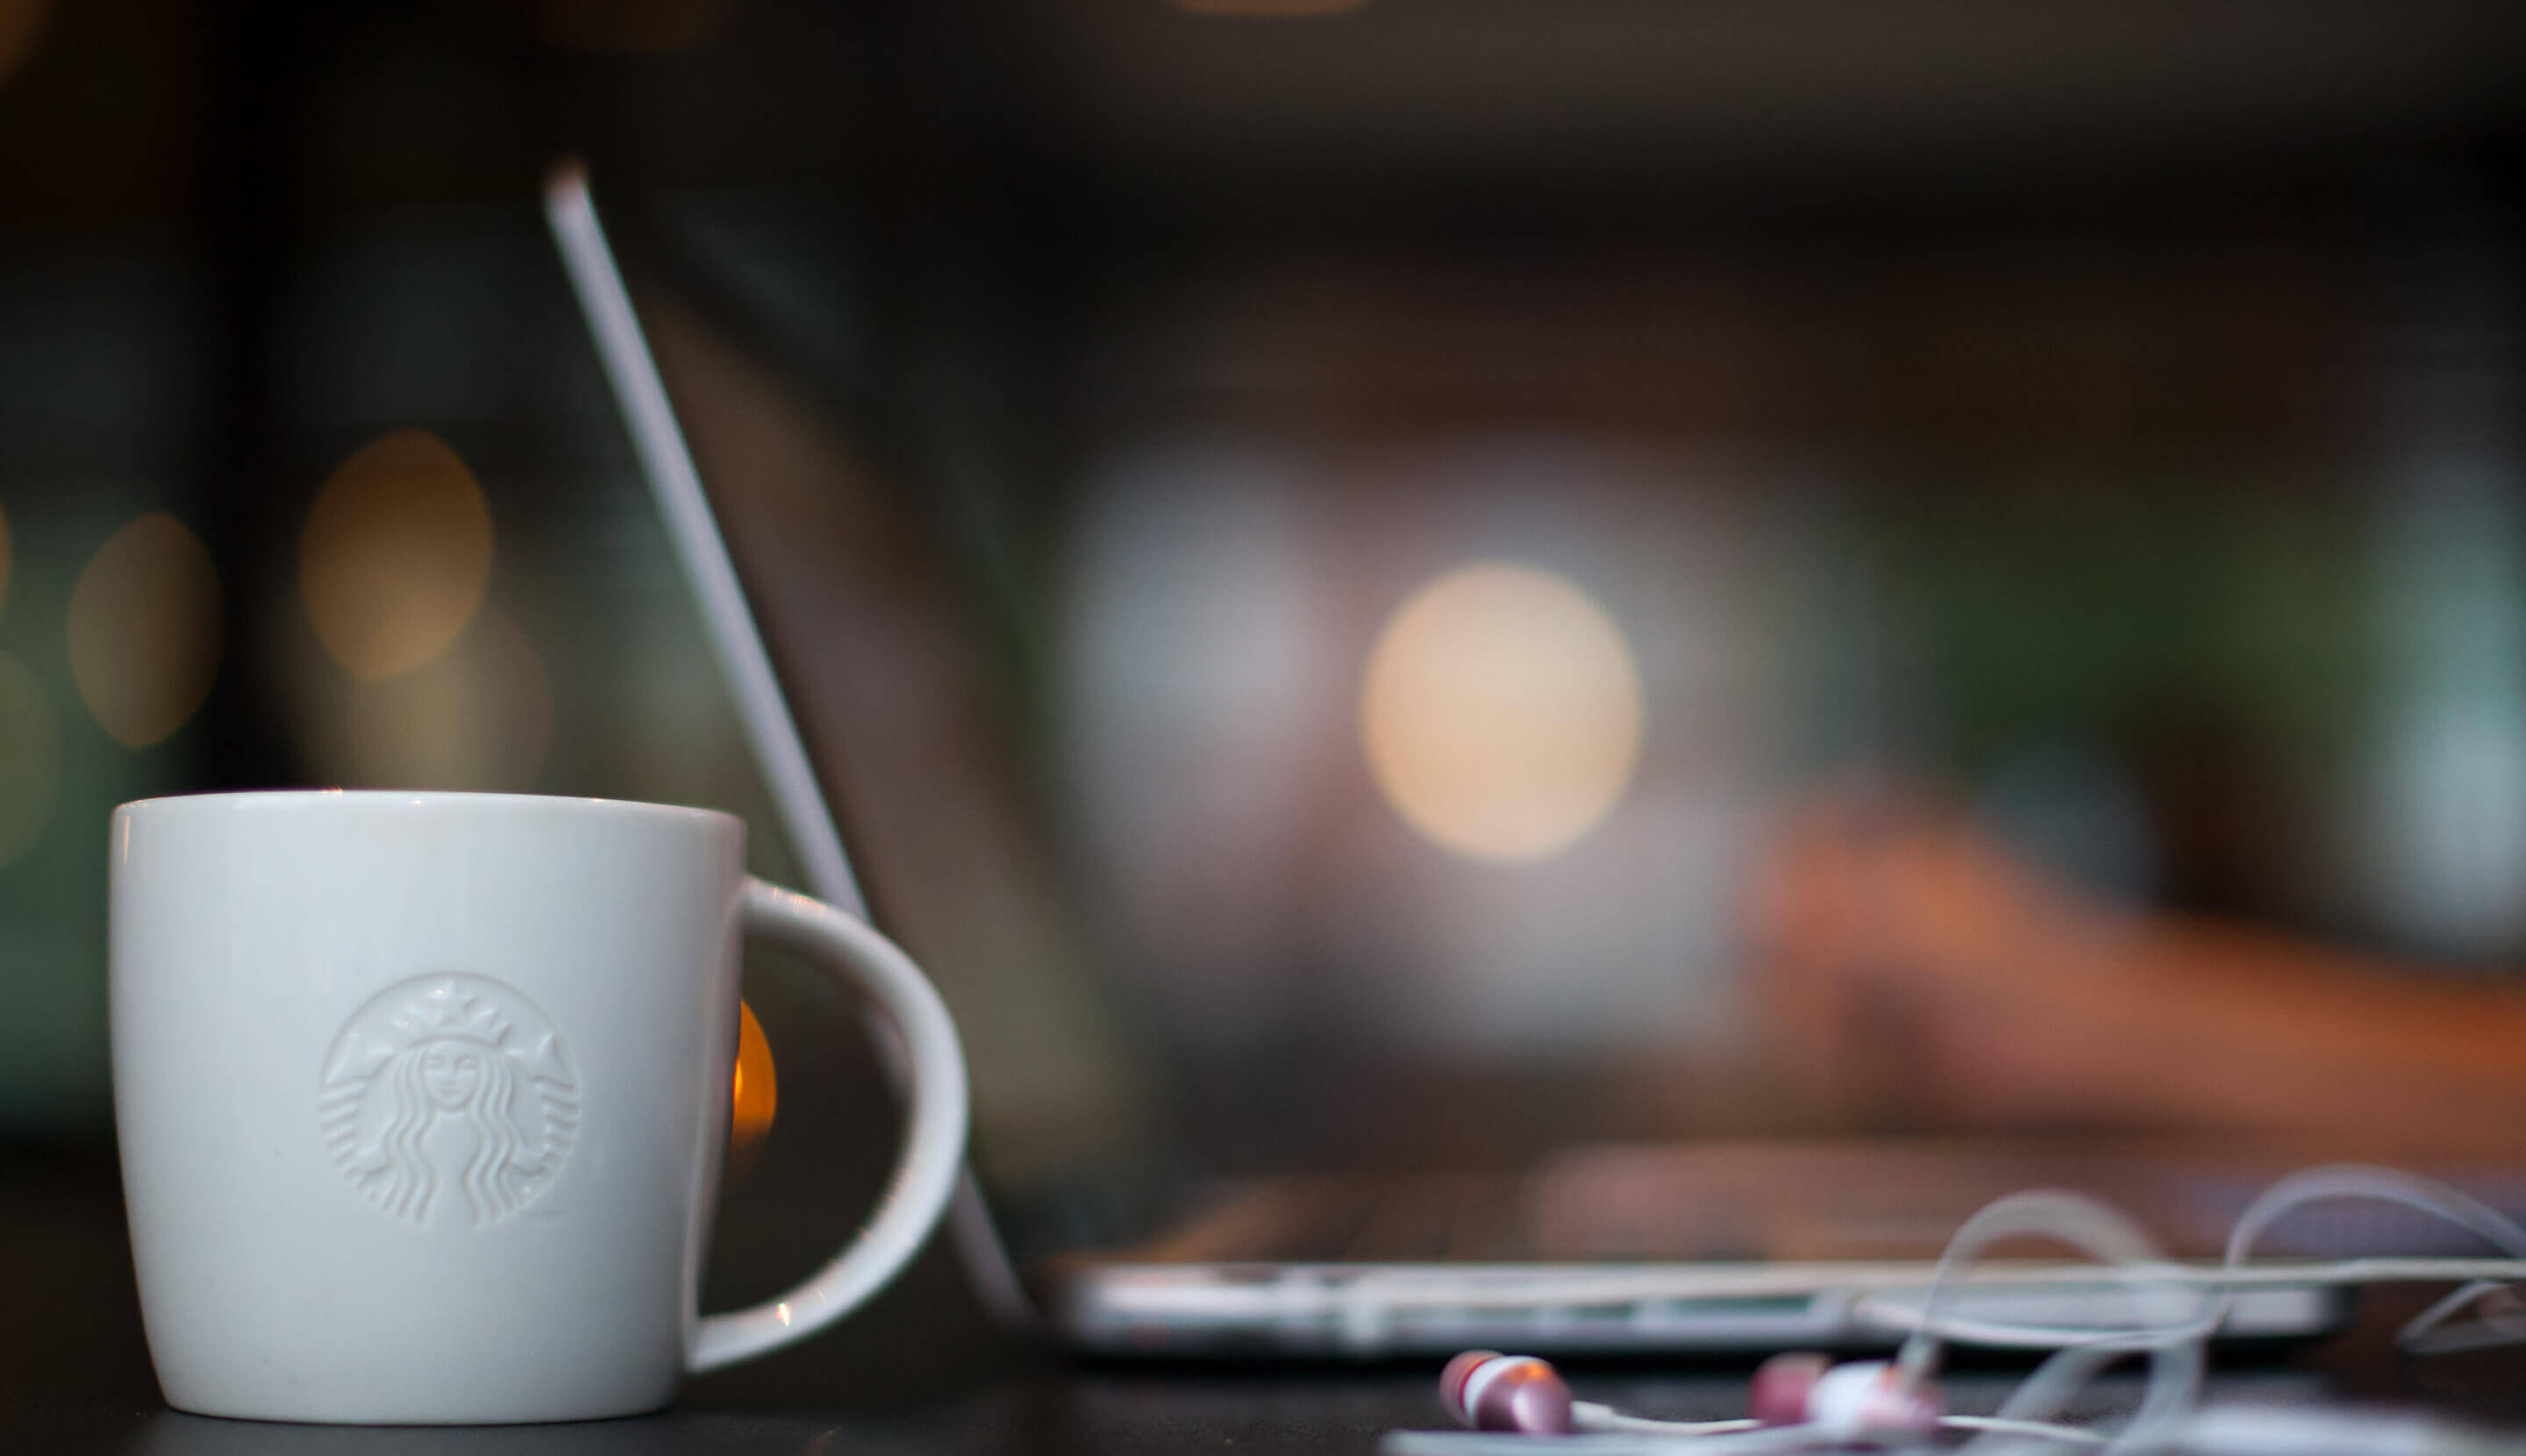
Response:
[1396,1165,2526,1455]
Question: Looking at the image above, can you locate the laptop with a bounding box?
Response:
[540,161,2356,1357]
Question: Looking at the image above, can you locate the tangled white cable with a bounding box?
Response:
[1384,1164,2526,1455]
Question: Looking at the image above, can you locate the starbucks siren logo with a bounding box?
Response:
[318,974,579,1226]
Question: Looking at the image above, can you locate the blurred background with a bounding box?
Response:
[4,0,2526,1249]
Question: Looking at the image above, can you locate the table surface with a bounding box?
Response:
[8,1149,2524,1456]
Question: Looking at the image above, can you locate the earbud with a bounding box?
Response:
[1440,1351,1574,1435]
[1438,1350,1941,1445]
[1745,1351,1830,1427]
[1750,1353,1941,1439]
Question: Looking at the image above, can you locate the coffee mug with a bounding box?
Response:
[110,790,967,1424]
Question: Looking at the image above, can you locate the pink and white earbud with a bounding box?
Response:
[1439,1351,1940,1444]
[1440,1352,1575,1434]
[1748,1353,1942,1439]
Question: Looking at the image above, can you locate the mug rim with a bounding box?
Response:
[113,789,741,831]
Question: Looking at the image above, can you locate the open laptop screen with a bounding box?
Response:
[547,173,1162,1269]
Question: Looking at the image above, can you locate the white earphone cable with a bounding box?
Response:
[1390,1164,2526,1454]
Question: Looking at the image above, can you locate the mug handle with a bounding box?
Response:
[689,878,970,1373]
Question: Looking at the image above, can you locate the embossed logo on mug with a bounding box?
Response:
[318,974,579,1227]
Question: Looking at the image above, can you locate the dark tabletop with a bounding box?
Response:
[8,1149,2524,1456]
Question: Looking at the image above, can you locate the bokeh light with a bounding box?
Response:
[0,650,59,866]
[301,428,493,681]
[66,511,223,750]
[1361,561,1644,863]
[311,607,553,791]
[0,0,49,90]
[728,999,777,1178]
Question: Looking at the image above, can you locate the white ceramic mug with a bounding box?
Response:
[110,790,968,1424]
